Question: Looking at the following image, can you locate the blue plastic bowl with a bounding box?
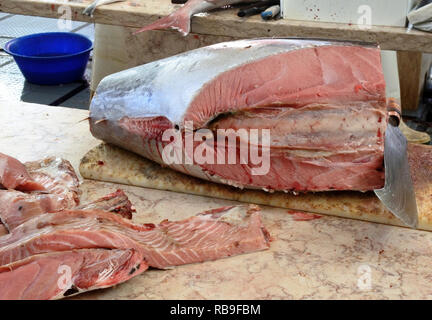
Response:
[4,32,93,85]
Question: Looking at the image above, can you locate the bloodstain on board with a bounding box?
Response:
[287,210,322,221]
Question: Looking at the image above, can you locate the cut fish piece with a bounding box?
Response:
[0,249,147,300]
[90,39,387,192]
[0,190,71,232]
[0,205,270,268]
[0,154,135,232]
[25,157,80,203]
[0,153,45,192]
[77,189,135,219]
[0,157,80,230]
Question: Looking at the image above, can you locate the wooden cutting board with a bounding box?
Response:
[80,143,432,231]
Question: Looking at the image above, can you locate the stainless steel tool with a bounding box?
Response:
[374,116,419,228]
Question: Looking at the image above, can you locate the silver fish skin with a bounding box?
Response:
[134,0,252,36]
[90,39,338,126]
[83,0,126,17]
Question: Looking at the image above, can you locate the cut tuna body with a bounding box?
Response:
[0,205,270,268]
[90,39,388,192]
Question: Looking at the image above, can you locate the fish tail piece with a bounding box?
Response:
[133,10,191,36]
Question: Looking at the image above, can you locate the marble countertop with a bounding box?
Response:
[2,99,432,299]
[2,0,432,53]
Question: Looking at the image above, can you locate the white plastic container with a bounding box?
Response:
[281,0,416,27]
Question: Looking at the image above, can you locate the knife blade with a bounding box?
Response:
[374,118,418,228]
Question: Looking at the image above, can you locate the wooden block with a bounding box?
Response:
[80,143,432,231]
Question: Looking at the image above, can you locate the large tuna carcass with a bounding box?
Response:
[89,38,389,193]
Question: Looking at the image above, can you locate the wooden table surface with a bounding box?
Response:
[3,99,432,299]
[2,0,432,53]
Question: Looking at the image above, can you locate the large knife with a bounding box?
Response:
[374,115,418,228]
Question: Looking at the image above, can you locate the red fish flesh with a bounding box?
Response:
[0,157,80,230]
[77,189,135,219]
[0,205,270,268]
[90,39,388,193]
[0,153,45,191]
[0,205,269,299]
[0,249,148,300]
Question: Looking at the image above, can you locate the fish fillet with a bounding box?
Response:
[0,153,138,234]
[0,153,45,192]
[0,249,147,300]
[0,205,270,268]
[90,39,388,193]
[0,157,80,230]
[77,189,135,219]
[0,152,270,300]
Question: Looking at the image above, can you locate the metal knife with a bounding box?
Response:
[374,116,419,228]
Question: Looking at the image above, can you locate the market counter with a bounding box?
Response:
[2,0,432,52]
